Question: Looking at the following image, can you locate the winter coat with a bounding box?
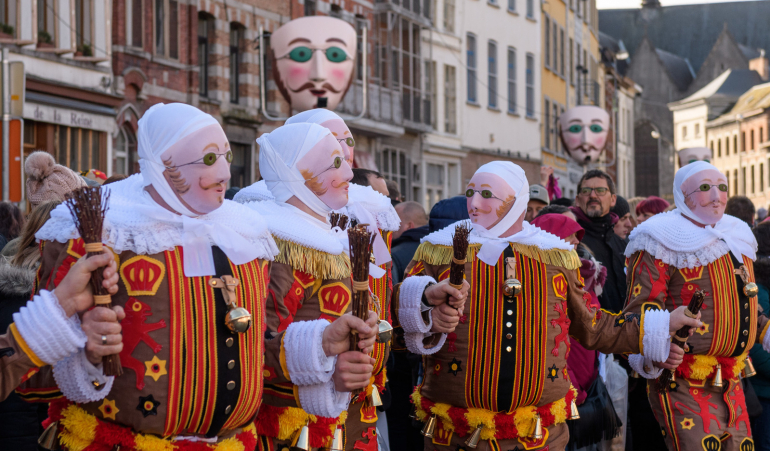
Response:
[750,283,770,400]
[391,225,429,285]
[0,261,47,451]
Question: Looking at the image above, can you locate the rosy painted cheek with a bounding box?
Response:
[566,136,582,148]
[289,66,309,78]
[330,68,347,81]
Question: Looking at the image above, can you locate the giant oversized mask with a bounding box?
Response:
[137,103,230,216]
[678,147,711,166]
[271,17,357,112]
[559,106,611,165]
[674,161,728,226]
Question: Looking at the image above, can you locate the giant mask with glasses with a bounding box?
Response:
[675,162,728,226]
[270,17,357,112]
[678,147,712,166]
[559,106,611,165]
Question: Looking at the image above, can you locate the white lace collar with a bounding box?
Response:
[233,180,274,203]
[242,200,346,256]
[36,174,279,262]
[422,219,573,251]
[625,210,757,268]
[335,184,401,232]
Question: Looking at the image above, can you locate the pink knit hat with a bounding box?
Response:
[25,151,86,206]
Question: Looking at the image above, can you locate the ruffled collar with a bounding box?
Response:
[335,184,401,232]
[233,180,274,203]
[625,210,757,268]
[36,174,279,267]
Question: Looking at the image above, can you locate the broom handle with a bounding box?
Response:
[84,242,123,377]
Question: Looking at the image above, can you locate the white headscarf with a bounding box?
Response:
[137,103,220,217]
[471,161,543,265]
[285,109,343,126]
[672,161,756,262]
[257,123,334,218]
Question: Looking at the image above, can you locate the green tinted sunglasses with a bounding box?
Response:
[283,46,349,63]
[167,151,233,168]
[465,189,503,201]
[337,137,355,147]
[567,124,604,134]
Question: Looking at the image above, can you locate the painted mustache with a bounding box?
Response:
[700,199,726,208]
[331,180,349,189]
[290,82,342,94]
[199,180,225,191]
[468,206,493,215]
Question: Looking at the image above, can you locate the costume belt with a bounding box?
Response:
[411,386,578,441]
[674,353,748,381]
[254,404,347,448]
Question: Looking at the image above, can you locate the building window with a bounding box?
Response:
[55,125,105,173]
[544,98,551,149]
[508,0,516,13]
[553,24,558,74]
[507,47,516,114]
[0,0,16,37]
[742,131,746,151]
[734,169,738,195]
[717,139,721,157]
[725,137,729,155]
[752,164,756,193]
[444,0,455,32]
[114,126,138,175]
[559,28,565,76]
[544,17,550,69]
[751,129,755,150]
[378,148,410,202]
[198,13,213,98]
[425,162,445,209]
[762,127,765,145]
[488,40,497,109]
[682,126,687,139]
[444,65,457,134]
[155,0,179,59]
[75,0,93,55]
[467,33,477,103]
[734,135,738,154]
[553,103,559,151]
[526,53,534,117]
[126,0,143,48]
[695,123,700,137]
[229,142,250,188]
[761,162,765,192]
[230,23,244,104]
[742,167,747,194]
[304,0,316,16]
[526,0,534,18]
[426,60,437,128]
[569,38,574,85]
[38,0,55,46]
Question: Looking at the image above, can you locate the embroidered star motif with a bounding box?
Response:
[433,362,442,375]
[448,358,463,376]
[98,398,119,420]
[696,322,710,335]
[632,284,642,297]
[614,316,626,327]
[263,365,277,381]
[137,394,160,417]
[144,356,168,382]
[680,417,695,430]
[547,364,559,382]
[668,381,679,393]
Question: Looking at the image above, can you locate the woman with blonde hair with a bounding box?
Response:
[626,196,645,230]
[9,200,61,269]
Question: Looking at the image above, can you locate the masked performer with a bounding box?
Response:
[24,103,375,451]
[395,161,696,451]
[624,161,769,451]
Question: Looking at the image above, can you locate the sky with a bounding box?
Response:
[597,0,760,9]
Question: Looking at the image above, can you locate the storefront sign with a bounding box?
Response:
[23,102,116,133]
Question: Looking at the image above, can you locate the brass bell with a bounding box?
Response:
[569,399,581,420]
[38,421,60,450]
[292,423,311,450]
[712,364,723,388]
[376,320,394,343]
[464,427,482,448]
[532,414,544,440]
[744,282,759,298]
[370,388,383,407]
[327,426,344,451]
[421,414,437,438]
[631,370,641,379]
[503,278,522,297]
[225,307,252,334]
[744,357,757,378]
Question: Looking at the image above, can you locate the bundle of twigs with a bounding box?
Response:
[330,212,349,230]
[347,224,374,353]
[65,186,123,377]
[449,223,470,291]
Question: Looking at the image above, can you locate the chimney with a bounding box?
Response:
[750,49,769,81]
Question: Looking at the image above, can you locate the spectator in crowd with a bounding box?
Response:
[550,197,574,207]
[525,184,549,222]
[225,187,241,200]
[0,203,23,252]
[351,168,389,197]
[6,201,60,268]
[535,204,577,221]
[385,179,401,206]
[635,196,670,224]
[626,196,645,230]
[24,151,86,208]
[725,195,756,227]
[758,207,768,223]
[570,170,626,313]
[428,195,469,233]
[750,221,770,450]
[103,174,128,185]
[391,201,429,285]
[611,195,633,240]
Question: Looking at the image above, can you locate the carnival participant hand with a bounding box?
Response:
[431,302,461,334]
[322,311,378,357]
[82,306,125,365]
[654,342,686,370]
[424,279,469,313]
[540,166,554,185]
[668,306,702,336]
[54,253,119,317]
[332,351,375,392]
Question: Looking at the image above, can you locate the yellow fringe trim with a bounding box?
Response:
[275,407,347,442]
[274,237,351,280]
[466,408,497,440]
[413,242,581,270]
[686,354,746,380]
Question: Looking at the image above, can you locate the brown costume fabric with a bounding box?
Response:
[395,242,644,450]
[625,250,769,451]
[0,326,40,401]
[20,238,281,440]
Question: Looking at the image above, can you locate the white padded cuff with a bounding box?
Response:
[285,319,336,386]
[297,378,351,418]
[642,309,671,362]
[13,290,87,365]
[405,331,447,355]
[53,349,114,403]
[628,354,665,379]
[399,276,437,333]
[763,328,770,353]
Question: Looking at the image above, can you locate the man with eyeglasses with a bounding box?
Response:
[623,161,768,451]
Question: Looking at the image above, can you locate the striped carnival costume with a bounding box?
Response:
[392,161,678,451]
